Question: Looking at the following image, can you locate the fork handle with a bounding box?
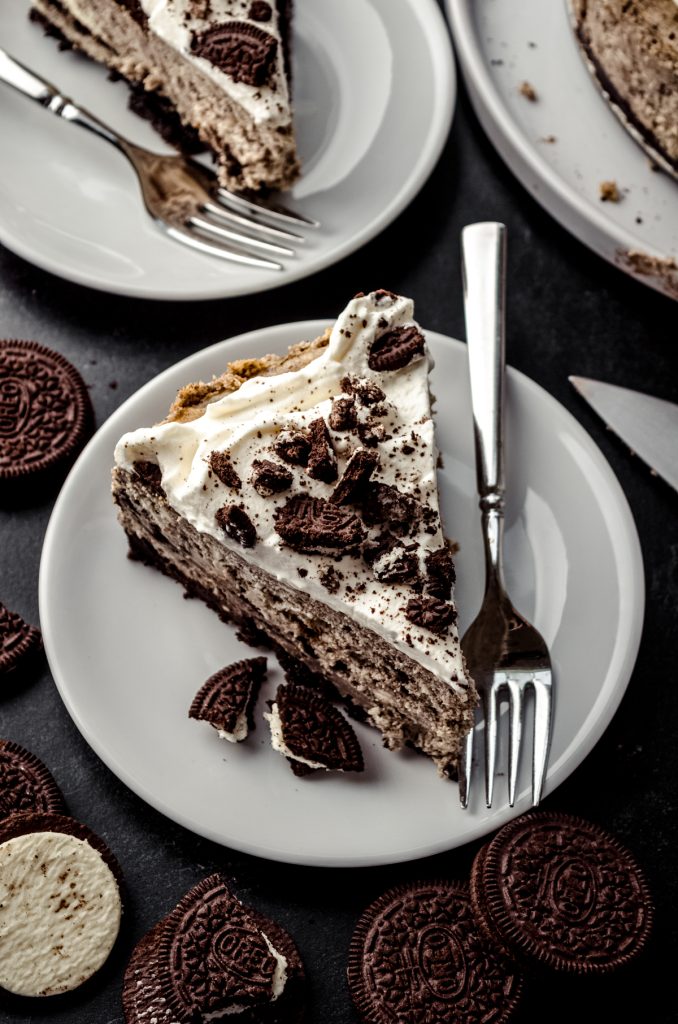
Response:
[461,222,508,587]
[0,48,124,151]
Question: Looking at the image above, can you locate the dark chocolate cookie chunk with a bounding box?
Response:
[0,340,93,484]
[330,448,378,506]
[274,494,365,554]
[0,812,124,998]
[189,657,267,741]
[273,429,311,466]
[0,740,66,821]
[251,459,293,497]
[268,684,363,774]
[135,874,305,1024]
[306,417,337,483]
[340,375,386,406]
[216,504,257,548]
[192,22,278,87]
[368,325,426,372]
[473,812,654,975]
[209,450,242,490]
[328,396,357,431]
[348,880,523,1024]
[405,596,456,634]
[0,601,42,676]
[361,482,420,536]
[425,547,456,599]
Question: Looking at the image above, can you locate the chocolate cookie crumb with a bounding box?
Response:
[362,482,420,536]
[215,504,257,548]
[425,547,456,599]
[600,180,621,202]
[251,458,293,496]
[208,450,241,490]
[340,375,386,406]
[274,429,311,466]
[329,396,357,431]
[331,448,379,506]
[405,596,455,634]
[306,417,337,482]
[520,80,538,101]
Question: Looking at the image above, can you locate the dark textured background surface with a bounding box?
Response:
[1,28,678,1024]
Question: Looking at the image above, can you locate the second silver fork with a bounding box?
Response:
[459,221,553,810]
[0,48,316,271]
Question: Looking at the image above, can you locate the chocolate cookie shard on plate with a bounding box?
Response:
[264,683,364,776]
[0,601,42,676]
[0,340,93,488]
[122,874,305,1024]
[0,740,66,821]
[0,812,123,997]
[112,291,477,779]
[348,880,523,1024]
[189,657,267,743]
[470,811,654,975]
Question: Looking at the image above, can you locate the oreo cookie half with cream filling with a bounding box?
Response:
[189,656,267,742]
[30,0,299,193]
[0,812,123,997]
[265,683,364,776]
[122,873,305,1023]
[112,290,477,778]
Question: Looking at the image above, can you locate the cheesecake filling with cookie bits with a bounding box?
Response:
[115,290,470,697]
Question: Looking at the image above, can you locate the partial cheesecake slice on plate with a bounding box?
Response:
[112,290,477,777]
[30,0,299,193]
[571,0,678,179]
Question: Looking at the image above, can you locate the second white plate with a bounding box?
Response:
[39,321,644,866]
[447,0,678,300]
[0,0,453,300]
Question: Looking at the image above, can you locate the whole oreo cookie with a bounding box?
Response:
[0,340,93,485]
[0,812,123,997]
[348,880,523,1024]
[122,874,305,1024]
[470,811,654,975]
[0,740,66,821]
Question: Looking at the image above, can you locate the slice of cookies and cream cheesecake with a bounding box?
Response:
[30,0,299,192]
[112,290,477,777]
[571,0,678,179]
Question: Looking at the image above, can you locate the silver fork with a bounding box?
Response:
[0,48,317,271]
[459,222,553,810]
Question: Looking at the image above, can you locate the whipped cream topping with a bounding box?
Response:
[0,831,122,997]
[139,0,291,126]
[115,291,470,697]
[217,710,249,743]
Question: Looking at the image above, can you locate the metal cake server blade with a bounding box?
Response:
[570,377,678,495]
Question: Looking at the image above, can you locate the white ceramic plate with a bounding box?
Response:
[39,322,644,867]
[0,0,453,300]
[446,0,678,300]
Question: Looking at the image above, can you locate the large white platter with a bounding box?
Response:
[0,0,453,300]
[446,0,678,301]
[39,321,644,867]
